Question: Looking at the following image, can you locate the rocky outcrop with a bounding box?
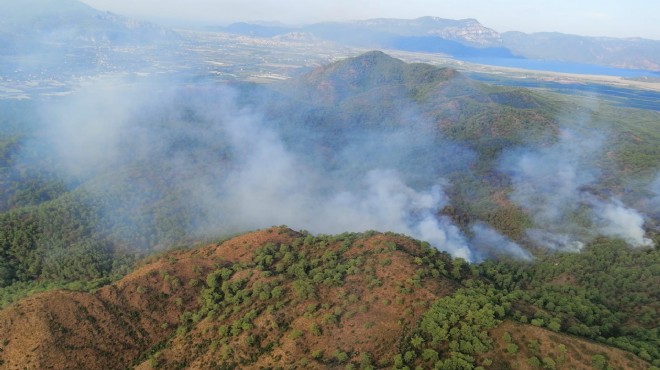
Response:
[433,19,502,46]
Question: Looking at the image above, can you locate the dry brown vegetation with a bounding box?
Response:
[487,321,650,370]
[0,227,652,369]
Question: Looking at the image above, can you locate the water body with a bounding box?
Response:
[470,73,660,112]
[460,57,660,79]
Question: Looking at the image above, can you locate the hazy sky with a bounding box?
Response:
[79,0,659,39]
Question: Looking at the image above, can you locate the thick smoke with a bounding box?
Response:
[38,80,149,177]
[326,171,472,260]
[469,222,533,261]
[24,74,655,263]
[187,90,476,260]
[500,128,652,249]
[590,198,652,246]
[28,77,485,260]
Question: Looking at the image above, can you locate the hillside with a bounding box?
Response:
[0,2,659,368]
[0,52,657,369]
[0,227,655,369]
[271,50,558,152]
[1,52,658,305]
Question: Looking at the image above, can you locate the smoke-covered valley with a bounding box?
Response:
[4,51,655,271]
[23,74,482,261]
[0,0,658,285]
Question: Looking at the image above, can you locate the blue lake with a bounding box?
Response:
[459,57,660,78]
[470,73,660,112]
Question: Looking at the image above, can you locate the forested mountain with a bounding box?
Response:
[0,49,658,368]
[1,51,658,294]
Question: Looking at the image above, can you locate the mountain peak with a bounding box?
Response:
[347,17,503,47]
[345,50,397,63]
[0,0,96,22]
[416,16,480,25]
[286,51,459,106]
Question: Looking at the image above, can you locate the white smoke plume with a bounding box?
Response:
[590,198,652,247]
[193,96,476,260]
[500,128,652,249]
[28,75,654,263]
[525,229,585,252]
[29,78,480,260]
[470,222,533,261]
[325,171,473,261]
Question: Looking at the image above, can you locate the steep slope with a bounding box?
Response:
[265,51,560,234]
[2,51,657,307]
[134,228,460,368]
[275,50,556,141]
[0,244,216,369]
[267,52,660,245]
[0,227,653,369]
[487,321,653,370]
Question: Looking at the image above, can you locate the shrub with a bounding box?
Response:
[310,323,322,336]
[506,343,519,354]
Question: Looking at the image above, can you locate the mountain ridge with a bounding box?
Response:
[0,227,654,369]
[0,0,180,77]
[218,16,660,71]
[0,0,177,47]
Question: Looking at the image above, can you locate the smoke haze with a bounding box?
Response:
[470,222,533,261]
[16,65,654,263]
[26,78,484,260]
[500,128,652,249]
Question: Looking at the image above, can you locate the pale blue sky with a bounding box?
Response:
[80,0,659,39]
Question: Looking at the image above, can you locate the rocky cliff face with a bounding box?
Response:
[433,19,502,46]
[350,17,503,47]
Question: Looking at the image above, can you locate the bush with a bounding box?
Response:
[334,349,349,363]
[310,323,322,336]
[506,343,519,354]
[528,356,541,368]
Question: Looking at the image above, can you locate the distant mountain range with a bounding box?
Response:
[0,0,179,75]
[217,17,660,72]
[2,0,658,75]
[0,0,178,49]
